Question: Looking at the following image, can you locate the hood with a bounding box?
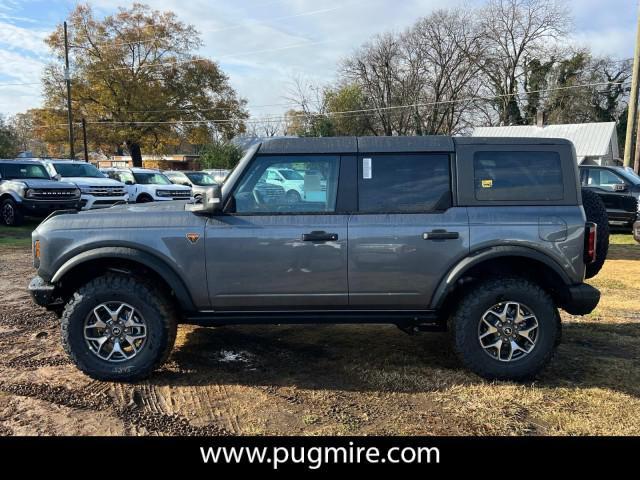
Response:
[19,179,79,189]
[37,200,203,231]
[60,176,124,187]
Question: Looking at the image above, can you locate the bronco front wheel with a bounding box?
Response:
[61,273,177,381]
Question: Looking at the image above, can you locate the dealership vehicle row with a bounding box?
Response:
[0,158,232,226]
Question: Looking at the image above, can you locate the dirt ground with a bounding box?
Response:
[0,230,639,436]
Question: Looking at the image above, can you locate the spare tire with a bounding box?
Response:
[581,188,609,279]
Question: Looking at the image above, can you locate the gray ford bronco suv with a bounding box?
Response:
[28,136,601,382]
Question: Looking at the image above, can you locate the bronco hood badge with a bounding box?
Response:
[186,233,200,244]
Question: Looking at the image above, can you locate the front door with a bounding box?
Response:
[348,153,470,308]
[205,154,348,309]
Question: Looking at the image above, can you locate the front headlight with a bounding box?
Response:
[156,190,170,197]
[74,188,82,198]
[25,188,36,198]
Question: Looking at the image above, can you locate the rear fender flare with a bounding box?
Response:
[430,245,572,309]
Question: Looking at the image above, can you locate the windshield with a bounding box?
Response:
[618,167,640,185]
[133,172,172,185]
[111,171,135,184]
[53,162,104,178]
[2,163,50,180]
[186,172,216,186]
[279,169,304,180]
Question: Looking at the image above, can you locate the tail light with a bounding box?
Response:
[584,222,597,264]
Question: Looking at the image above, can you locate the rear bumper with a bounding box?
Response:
[606,209,637,227]
[28,276,56,308]
[562,284,600,316]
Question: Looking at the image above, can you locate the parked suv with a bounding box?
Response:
[42,160,128,210]
[579,165,640,229]
[0,160,80,226]
[163,170,217,199]
[102,167,192,203]
[29,137,601,382]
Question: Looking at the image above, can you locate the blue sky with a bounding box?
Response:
[0,0,637,119]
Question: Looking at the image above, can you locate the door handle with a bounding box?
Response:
[302,231,339,242]
[423,230,459,240]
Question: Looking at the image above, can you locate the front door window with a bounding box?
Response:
[232,156,338,214]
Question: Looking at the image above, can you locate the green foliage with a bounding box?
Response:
[325,84,369,136]
[0,116,18,158]
[199,141,243,169]
[39,3,248,157]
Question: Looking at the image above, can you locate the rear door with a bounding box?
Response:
[348,153,469,308]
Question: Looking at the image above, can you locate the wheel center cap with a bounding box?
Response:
[111,326,122,336]
[503,326,513,335]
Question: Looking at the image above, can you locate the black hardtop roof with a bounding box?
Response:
[256,136,574,154]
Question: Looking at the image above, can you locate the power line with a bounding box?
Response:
[35,80,629,128]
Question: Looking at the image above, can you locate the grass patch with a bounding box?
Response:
[0,219,39,247]
[610,233,636,245]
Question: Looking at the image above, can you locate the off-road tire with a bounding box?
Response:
[285,190,301,203]
[450,277,560,381]
[136,194,153,203]
[1,198,24,226]
[581,188,609,279]
[61,273,178,381]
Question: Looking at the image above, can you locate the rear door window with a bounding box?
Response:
[357,154,451,213]
[473,151,563,201]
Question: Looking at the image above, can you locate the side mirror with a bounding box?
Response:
[125,180,134,185]
[53,174,62,181]
[186,185,222,214]
[182,182,191,187]
[614,183,628,192]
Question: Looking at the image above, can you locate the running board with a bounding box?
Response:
[184,309,444,330]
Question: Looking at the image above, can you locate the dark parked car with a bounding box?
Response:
[0,160,81,226]
[579,165,640,229]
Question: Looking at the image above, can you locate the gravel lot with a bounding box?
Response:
[0,230,639,436]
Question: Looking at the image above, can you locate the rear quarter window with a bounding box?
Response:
[473,151,563,201]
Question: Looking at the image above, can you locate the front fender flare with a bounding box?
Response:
[51,246,196,312]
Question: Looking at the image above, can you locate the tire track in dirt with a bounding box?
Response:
[0,381,228,436]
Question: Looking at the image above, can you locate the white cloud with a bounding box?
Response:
[0,21,50,55]
[0,0,636,120]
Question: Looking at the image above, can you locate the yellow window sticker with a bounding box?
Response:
[481,179,493,188]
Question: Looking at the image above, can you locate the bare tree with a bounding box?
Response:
[477,0,571,125]
[404,8,485,135]
[247,117,284,137]
[341,32,418,135]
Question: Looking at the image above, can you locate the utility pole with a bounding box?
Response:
[63,21,75,159]
[625,6,640,167]
[82,118,89,162]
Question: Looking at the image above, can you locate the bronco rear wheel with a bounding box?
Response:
[450,277,560,381]
[61,273,177,381]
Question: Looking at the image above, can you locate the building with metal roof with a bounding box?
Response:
[472,122,620,166]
